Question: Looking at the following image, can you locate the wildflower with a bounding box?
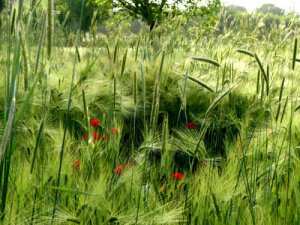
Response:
[82,133,88,140]
[187,121,196,129]
[101,135,108,141]
[90,119,99,127]
[171,172,184,180]
[74,160,80,170]
[92,131,99,143]
[111,127,118,135]
[114,164,123,175]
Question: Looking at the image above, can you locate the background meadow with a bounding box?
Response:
[1,0,300,224]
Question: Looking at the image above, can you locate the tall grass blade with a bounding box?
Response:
[254,54,269,95]
[1,81,17,160]
[161,113,169,172]
[82,89,89,133]
[121,49,127,78]
[113,40,119,64]
[236,49,255,57]
[205,82,240,116]
[292,38,297,70]
[150,51,165,132]
[51,0,85,222]
[75,46,81,63]
[256,70,260,95]
[187,76,214,93]
[30,119,44,174]
[20,31,29,91]
[135,37,140,61]
[133,72,137,137]
[15,78,38,121]
[140,64,146,127]
[191,57,221,67]
[280,97,288,123]
[177,69,189,125]
[0,80,17,219]
[46,0,52,60]
[276,77,285,121]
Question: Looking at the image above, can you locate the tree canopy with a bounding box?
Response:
[226,5,247,13]
[258,4,285,15]
[56,0,111,32]
[55,0,221,32]
[113,0,221,30]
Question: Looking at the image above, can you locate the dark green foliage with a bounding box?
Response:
[48,88,85,140]
[219,5,299,35]
[0,0,4,13]
[116,0,167,30]
[114,0,221,30]
[203,92,263,159]
[56,0,110,32]
[226,5,247,13]
[258,4,285,15]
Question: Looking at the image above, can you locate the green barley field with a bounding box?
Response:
[1,1,300,224]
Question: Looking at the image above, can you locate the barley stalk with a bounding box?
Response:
[46,0,52,60]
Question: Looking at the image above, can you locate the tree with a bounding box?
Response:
[218,5,248,33]
[56,0,111,32]
[258,4,285,15]
[226,5,247,13]
[113,0,221,30]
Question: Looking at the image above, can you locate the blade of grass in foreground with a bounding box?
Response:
[1,4,22,217]
[191,57,221,67]
[177,68,189,125]
[51,0,85,223]
[205,82,240,116]
[30,119,44,174]
[254,54,269,96]
[285,38,298,225]
[236,49,269,95]
[173,69,214,93]
[150,51,165,132]
[140,64,146,128]
[236,49,255,58]
[0,81,17,160]
[292,38,297,70]
[187,76,214,93]
[0,92,15,219]
[275,77,285,122]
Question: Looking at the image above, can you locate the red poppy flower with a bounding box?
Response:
[101,135,108,140]
[111,127,118,135]
[74,159,80,170]
[82,133,88,140]
[171,172,184,180]
[187,121,196,129]
[90,119,99,127]
[114,164,123,175]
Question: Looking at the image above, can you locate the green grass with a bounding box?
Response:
[1,2,300,225]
